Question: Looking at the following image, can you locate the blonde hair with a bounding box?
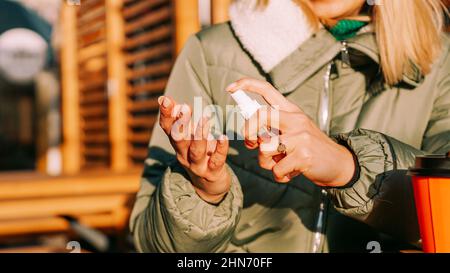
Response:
[254,0,447,85]
[374,0,445,84]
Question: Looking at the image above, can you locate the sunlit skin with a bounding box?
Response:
[307,0,368,25]
[308,0,365,18]
[158,0,368,204]
[226,79,356,186]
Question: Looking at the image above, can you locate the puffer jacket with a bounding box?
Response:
[129,0,450,252]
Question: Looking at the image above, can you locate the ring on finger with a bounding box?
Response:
[277,142,287,154]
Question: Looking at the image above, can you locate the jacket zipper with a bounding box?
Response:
[312,41,350,252]
[341,40,351,68]
[312,62,334,253]
[318,63,333,135]
[312,190,329,252]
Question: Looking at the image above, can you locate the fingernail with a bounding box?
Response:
[180,104,190,115]
[162,97,171,108]
[226,82,237,92]
[158,96,164,106]
[204,110,213,120]
[244,139,254,147]
[218,135,227,143]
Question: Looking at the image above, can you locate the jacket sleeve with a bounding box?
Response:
[328,51,450,245]
[129,35,243,253]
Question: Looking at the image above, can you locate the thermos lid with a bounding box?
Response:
[408,154,450,178]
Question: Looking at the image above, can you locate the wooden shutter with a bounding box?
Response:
[61,0,200,174]
[122,0,174,165]
[77,0,111,170]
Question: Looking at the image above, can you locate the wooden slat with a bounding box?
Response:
[80,105,108,118]
[61,2,82,174]
[125,43,171,65]
[127,60,172,80]
[174,0,200,54]
[0,246,91,253]
[82,160,110,168]
[82,133,109,144]
[80,92,107,105]
[129,78,167,95]
[78,30,106,48]
[0,215,104,238]
[128,131,151,143]
[129,147,148,160]
[79,84,106,97]
[124,5,171,34]
[212,0,231,24]
[79,76,106,92]
[0,171,139,199]
[77,5,105,27]
[82,119,109,131]
[79,58,107,75]
[82,146,110,157]
[0,195,129,221]
[124,25,172,50]
[107,0,130,172]
[0,213,123,238]
[122,0,169,20]
[128,116,157,128]
[79,0,104,13]
[78,42,106,64]
[77,20,105,37]
[128,99,160,112]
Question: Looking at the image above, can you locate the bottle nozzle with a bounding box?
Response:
[230,89,262,120]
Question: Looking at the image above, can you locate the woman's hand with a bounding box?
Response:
[158,96,231,204]
[227,78,355,187]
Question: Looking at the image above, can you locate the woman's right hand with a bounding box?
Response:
[158,96,231,204]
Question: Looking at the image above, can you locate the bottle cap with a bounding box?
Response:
[408,155,450,178]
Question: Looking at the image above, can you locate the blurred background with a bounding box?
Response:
[0,0,232,253]
[0,0,448,253]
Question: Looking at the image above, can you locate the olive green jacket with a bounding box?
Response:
[129,21,450,252]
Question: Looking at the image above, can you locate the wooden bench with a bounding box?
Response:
[0,171,140,251]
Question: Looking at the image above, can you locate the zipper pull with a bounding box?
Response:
[341,41,351,68]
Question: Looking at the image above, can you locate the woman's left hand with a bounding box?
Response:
[227,78,356,187]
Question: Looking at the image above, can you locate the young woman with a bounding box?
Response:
[130,0,450,252]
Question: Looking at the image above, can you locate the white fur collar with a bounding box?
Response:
[229,0,315,73]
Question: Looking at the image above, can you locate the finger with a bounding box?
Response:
[189,117,210,164]
[206,135,218,156]
[169,105,192,163]
[259,134,280,154]
[208,135,229,171]
[244,139,259,150]
[258,150,277,170]
[258,135,285,170]
[273,155,302,183]
[158,96,177,135]
[169,104,192,142]
[243,106,271,142]
[226,78,300,113]
[244,106,298,137]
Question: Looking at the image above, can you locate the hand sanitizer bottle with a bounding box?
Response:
[230,89,279,152]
